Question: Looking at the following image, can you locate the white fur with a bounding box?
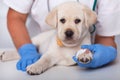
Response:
[0,2,97,75]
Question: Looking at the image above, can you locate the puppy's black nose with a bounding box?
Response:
[65,29,74,38]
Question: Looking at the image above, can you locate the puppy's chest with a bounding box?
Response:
[59,46,80,56]
[55,46,80,65]
[39,36,80,65]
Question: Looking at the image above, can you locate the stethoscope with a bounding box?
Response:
[47,0,50,12]
[47,0,97,34]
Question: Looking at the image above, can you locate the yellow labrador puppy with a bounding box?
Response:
[0,2,97,75]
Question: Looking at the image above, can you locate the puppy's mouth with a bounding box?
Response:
[65,36,73,40]
[64,38,78,44]
[57,36,80,47]
[62,37,80,47]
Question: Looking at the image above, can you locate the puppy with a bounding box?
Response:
[0,2,97,75]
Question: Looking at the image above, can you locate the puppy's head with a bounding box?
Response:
[46,2,97,47]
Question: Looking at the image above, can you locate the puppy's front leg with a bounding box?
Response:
[27,53,58,75]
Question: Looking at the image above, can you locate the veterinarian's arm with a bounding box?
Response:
[73,34,117,68]
[95,34,117,48]
[7,8,31,49]
[7,8,41,71]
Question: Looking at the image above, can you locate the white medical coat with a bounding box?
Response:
[4,0,120,36]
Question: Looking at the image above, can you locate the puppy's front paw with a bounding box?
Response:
[76,49,93,64]
[27,64,43,75]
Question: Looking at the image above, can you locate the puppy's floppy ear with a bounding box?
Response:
[45,8,58,28]
[83,6,97,28]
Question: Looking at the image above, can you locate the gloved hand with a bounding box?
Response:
[17,44,41,71]
[73,44,117,68]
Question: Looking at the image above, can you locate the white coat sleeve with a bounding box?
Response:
[4,0,34,14]
[96,0,120,36]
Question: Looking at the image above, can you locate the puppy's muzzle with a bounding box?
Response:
[65,29,74,39]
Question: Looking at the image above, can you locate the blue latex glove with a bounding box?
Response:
[73,44,117,68]
[17,44,41,71]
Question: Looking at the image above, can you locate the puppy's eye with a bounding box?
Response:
[75,19,81,24]
[60,18,66,24]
